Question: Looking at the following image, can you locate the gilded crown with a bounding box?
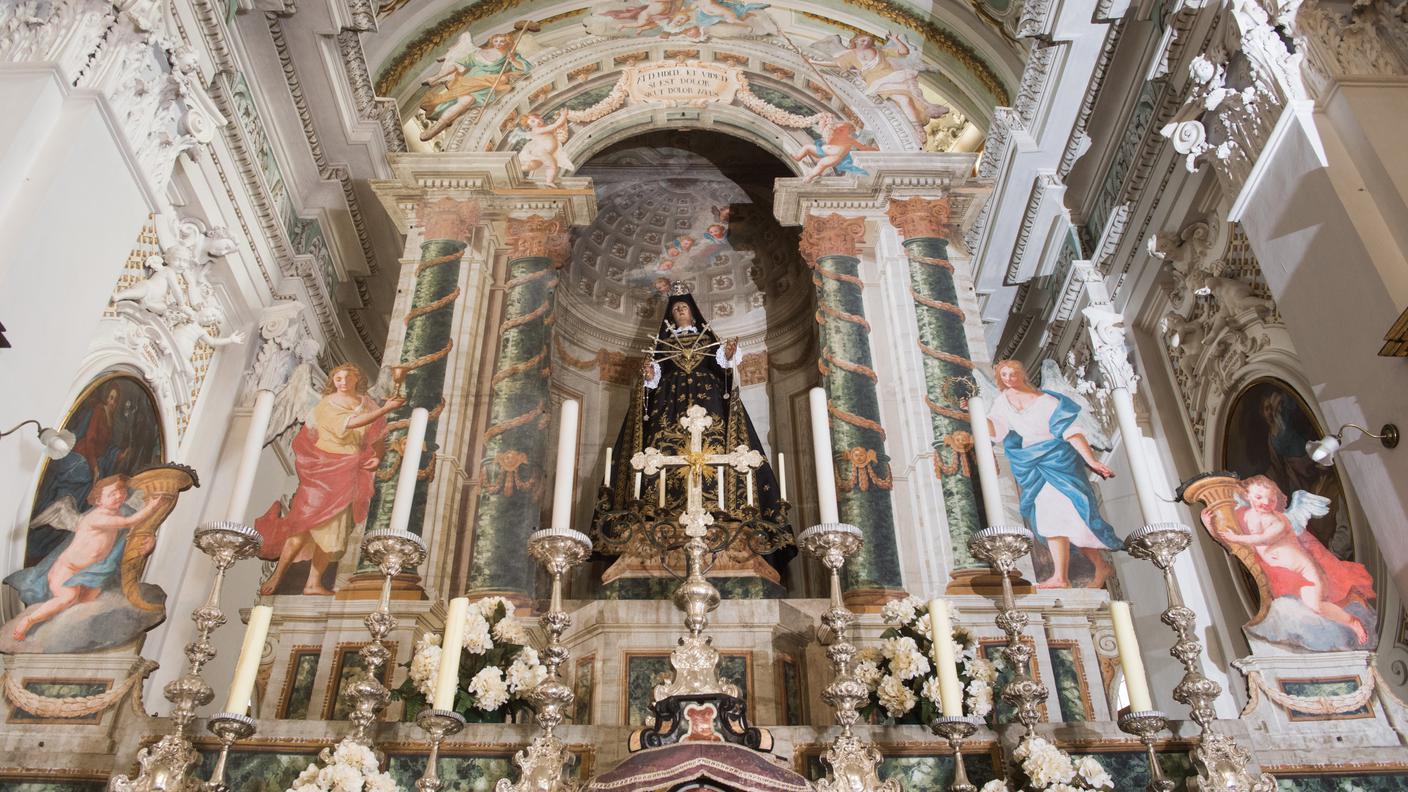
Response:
[668,281,691,296]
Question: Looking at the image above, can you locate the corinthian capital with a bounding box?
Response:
[885,197,952,242]
[800,213,866,265]
[506,214,571,262]
[1081,305,1139,392]
[417,197,481,241]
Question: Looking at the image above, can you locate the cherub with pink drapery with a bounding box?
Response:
[256,364,404,595]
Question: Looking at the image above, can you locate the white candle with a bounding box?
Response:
[746,469,755,506]
[226,390,275,523]
[967,392,1004,525]
[551,399,580,534]
[634,471,642,500]
[778,452,787,501]
[433,597,470,711]
[809,388,840,524]
[717,466,726,510]
[1112,389,1161,524]
[926,599,964,717]
[604,447,613,488]
[658,470,666,508]
[388,407,430,534]
[1110,601,1154,713]
[223,604,273,714]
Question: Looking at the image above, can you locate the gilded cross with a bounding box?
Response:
[631,404,763,538]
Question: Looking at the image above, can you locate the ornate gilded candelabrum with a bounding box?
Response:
[800,522,900,792]
[967,525,1046,737]
[1123,520,1276,791]
[347,529,427,748]
[203,712,257,792]
[414,707,465,792]
[1118,708,1174,792]
[930,715,983,792]
[111,521,263,792]
[495,526,592,792]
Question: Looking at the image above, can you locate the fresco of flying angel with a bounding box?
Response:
[508,110,574,186]
[973,359,1120,589]
[255,363,405,596]
[417,30,533,142]
[807,32,949,132]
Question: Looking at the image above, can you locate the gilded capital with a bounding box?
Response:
[886,197,952,242]
[799,213,866,265]
[417,197,480,241]
[506,214,571,262]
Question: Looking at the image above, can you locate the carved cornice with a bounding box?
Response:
[335,30,407,155]
[1059,21,1122,179]
[1005,173,1061,284]
[799,213,866,264]
[885,197,953,241]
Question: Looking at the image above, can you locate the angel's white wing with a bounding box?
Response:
[972,366,999,412]
[265,361,324,444]
[367,364,400,402]
[1039,358,1112,450]
[1285,490,1332,535]
[31,497,81,533]
[418,31,476,83]
[881,33,927,71]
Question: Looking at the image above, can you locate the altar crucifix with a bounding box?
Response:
[632,405,763,542]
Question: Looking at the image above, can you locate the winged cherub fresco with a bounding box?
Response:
[807,32,948,133]
[417,30,533,142]
[1,465,195,653]
[594,0,777,40]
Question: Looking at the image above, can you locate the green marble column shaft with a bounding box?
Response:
[888,197,984,573]
[466,215,567,599]
[801,214,903,596]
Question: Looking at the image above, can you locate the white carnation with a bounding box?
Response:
[980,782,1010,792]
[920,675,943,706]
[881,596,919,627]
[462,611,493,655]
[476,595,514,620]
[506,647,548,694]
[883,636,931,682]
[469,666,510,711]
[364,773,398,792]
[1075,755,1112,789]
[853,659,883,690]
[408,634,442,699]
[876,674,917,718]
[493,616,530,645]
[966,678,994,717]
[966,656,998,684]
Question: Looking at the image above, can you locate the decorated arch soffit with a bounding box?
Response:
[368,0,1021,163]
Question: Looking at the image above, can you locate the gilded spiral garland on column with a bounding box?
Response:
[467,213,570,599]
[887,197,983,572]
[366,198,479,536]
[800,213,902,597]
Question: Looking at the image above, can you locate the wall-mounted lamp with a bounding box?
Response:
[0,420,75,460]
[1306,423,1399,467]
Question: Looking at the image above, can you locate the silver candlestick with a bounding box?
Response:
[414,708,466,792]
[801,523,900,792]
[930,716,983,792]
[1117,708,1174,792]
[347,529,427,748]
[1123,522,1275,791]
[204,711,257,792]
[111,521,262,792]
[967,525,1046,737]
[495,526,591,792]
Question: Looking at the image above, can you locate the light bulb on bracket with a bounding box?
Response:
[1306,422,1399,467]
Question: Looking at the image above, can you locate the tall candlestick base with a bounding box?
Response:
[930,716,982,792]
[348,529,427,748]
[495,527,590,792]
[1124,521,1275,792]
[415,709,466,792]
[1117,708,1174,792]
[967,526,1046,737]
[800,523,901,792]
[204,712,257,792]
[110,521,262,792]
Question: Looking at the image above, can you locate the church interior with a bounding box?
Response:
[1,0,1407,788]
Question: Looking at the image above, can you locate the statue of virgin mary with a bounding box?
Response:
[593,285,793,590]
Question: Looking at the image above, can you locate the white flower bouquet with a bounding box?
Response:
[979,736,1114,791]
[856,596,997,724]
[392,596,545,722]
[287,737,399,792]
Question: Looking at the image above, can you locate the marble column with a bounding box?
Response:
[886,197,984,578]
[800,213,903,602]
[366,198,481,538]
[466,214,571,602]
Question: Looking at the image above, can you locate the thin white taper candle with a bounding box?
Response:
[1112,389,1161,523]
[551,399,580,534]
[808,387,840,524]
[226,390,275,523]
[388,407,429,534]
[634,471,642,499]
[746,469,754,506]
[223,604,273,714]
[926,599,964,717]
[778,451,787,501]
[604,446,613,488]
[433,597,470,710]
[967,392,1004,524]
[717,466,725,510]
[658,469,666,508]
[1110,600,1154,712]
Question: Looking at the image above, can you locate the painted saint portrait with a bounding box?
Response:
[256,363,405,596]
[979,359,1120,589]
[1183,379,1376,652]
[1,372,193,653]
